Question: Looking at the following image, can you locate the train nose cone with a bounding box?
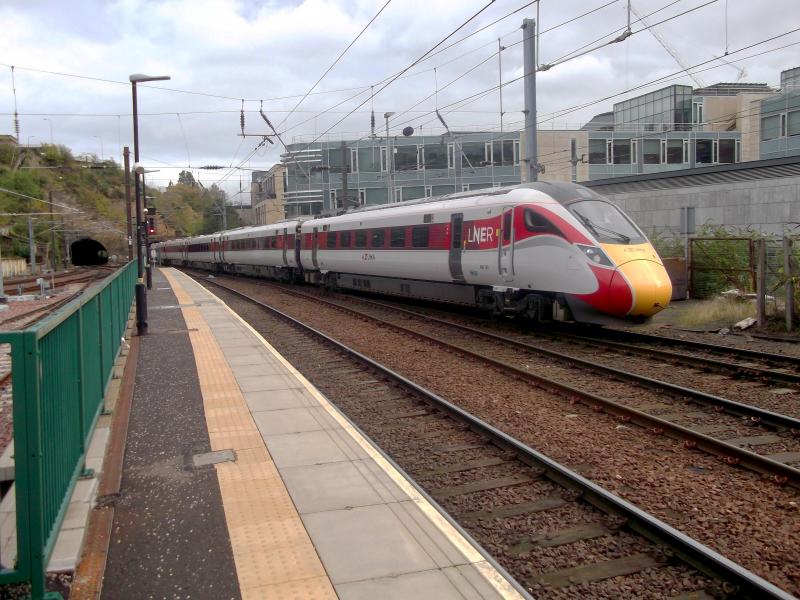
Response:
[611,260,672,317]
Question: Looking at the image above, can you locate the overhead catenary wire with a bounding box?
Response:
[276,0,393,131]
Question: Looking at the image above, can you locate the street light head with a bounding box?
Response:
[129,73,171,83]
[133,163,145,175]
[384,112,395,119]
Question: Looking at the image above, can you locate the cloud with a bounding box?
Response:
[1,0,798,196]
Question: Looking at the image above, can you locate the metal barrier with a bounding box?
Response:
[0,260,137,599]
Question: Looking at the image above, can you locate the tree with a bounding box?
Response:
[177,170,196,187]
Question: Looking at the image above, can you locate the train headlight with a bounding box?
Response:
[575,244,613,267]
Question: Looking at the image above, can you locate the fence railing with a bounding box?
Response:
[0,260,136,599]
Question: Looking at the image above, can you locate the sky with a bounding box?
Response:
[2,0,799,202]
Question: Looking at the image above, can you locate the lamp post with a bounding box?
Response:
[26,135,36,147]
[43,118,53,144]
[130,73,170,335]
[384,112,394,203]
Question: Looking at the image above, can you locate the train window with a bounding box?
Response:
[411,226,429,248]
[340,231,351,248]
[355,230,367,248]
[371,229,385,248]
[503,212,512,242]
[390,227,406,248]
[327,232,337,248]
[423,213,433,224]
[524,209,562,237]
[567,200,644,244]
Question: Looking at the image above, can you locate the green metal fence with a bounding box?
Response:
[0,260,137,599]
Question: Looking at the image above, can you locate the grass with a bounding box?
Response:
[670,298,758,329]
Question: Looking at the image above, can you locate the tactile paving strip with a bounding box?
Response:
[161,269,336,600]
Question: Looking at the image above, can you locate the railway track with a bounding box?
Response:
[203,275,800,489]
[198,275,794,600]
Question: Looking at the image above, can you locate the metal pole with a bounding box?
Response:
[784,236,794,332]
[385,116,392,202]
[522,18,538,182]
[124,146,133,260]
[498,39,504,134]
[143,172,152,289]
[131,81,147,335]
[28,216,36,275]
[0,234,5,298]
[48,191,57,271]
[756,239,766,328]
[341,140,348,209]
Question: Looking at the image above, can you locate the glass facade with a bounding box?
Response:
[281,133,522,217]
[759,77,800,159]
[613,85,692,132]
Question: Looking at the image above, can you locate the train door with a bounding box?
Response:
[448,213,465,282]
[312,227,319,268]
[499,206,514,282]
[294,225,302,268]
[282,227,288,266]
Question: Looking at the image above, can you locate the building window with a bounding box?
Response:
[789,110,800,136]
[663,139,684,164]
[394,187,403,203]
[350,148,359,173]
[630,139,638,164]
[491,140,515,166]
[589,139,606,164]
[643,139,660,164]
[719,139,736,164]
[484,142,493,166]
[358,189,366,205]
[781,113,788,137]
[735,139,741,162]
[447,144,455,169]
[605,140,613,164]
[695,139,714,164]
[461,142,484,168]
[390,227,405,248]
[395,146,417,171]
[417,145,425,170]
[692,101,704,125]
[683,139,689,163]
[425,185,433,197]
[424,144,448,169]
[761,115,781,140]
[330,189,338,207]
[380,146,389,172]
[513,140,520,166]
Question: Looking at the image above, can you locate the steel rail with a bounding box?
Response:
[199,275,795,600]
[546,330,800,386]
[322,292,800,432]
[577,326,800,369]
[222,277,800,488]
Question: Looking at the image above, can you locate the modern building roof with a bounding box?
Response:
[692,82,774,96]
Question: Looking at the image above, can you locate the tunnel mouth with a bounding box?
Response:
[71,238,109,266]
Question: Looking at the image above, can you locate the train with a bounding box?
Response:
[154,181,672,325]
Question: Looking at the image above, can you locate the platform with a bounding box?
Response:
[94,268,524,599]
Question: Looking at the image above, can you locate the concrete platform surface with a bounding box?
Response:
[133,267,526,600]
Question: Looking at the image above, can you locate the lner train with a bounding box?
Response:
[155,182,672,325]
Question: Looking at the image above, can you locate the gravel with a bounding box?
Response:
[202,275,800,597]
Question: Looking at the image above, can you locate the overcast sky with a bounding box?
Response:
[2,0,798,201]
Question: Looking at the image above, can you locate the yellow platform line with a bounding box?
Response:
[161,269,337,600]
[165,268,524,600]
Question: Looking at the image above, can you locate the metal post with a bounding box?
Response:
[384,112,394,203]
[784,236,794,332]
[124,146,133,261]
[756,238,766,328]
[131,81,147,335]
[142,172,152,289]
[498,39,504,134]
[341,140,348,210]
[48,191,57,272]
[28,216,36,275]
[522,18,538,183]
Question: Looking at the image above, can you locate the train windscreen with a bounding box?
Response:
[567,200,645,245]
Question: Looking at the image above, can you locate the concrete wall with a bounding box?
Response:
[602,175,800,237]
